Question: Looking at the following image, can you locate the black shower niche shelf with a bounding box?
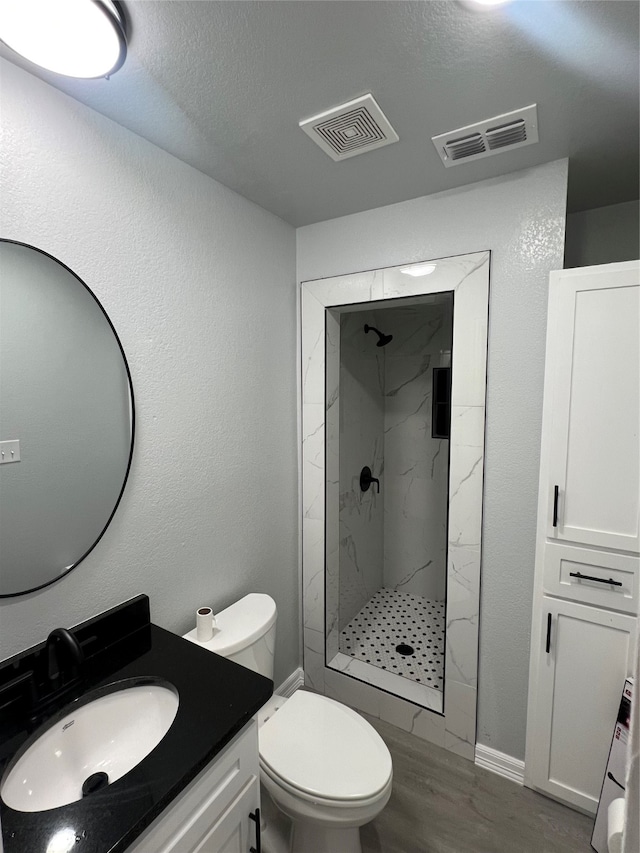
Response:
[432,367,451,439]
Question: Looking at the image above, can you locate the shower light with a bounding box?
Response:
[0,0,127,79]
[466,0,511,6]
[399,264,437,277]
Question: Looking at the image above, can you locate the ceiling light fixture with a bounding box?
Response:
[399,264,437,277]
[0,0,127,79]
[463,0,511,8]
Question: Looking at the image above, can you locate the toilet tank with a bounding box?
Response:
[183,593,276,680]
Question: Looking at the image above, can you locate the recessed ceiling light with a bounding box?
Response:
[399,264,437,277]
[0,0,127,79]
[463,0,511,8]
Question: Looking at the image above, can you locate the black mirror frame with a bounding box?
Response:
[0,239,135,598]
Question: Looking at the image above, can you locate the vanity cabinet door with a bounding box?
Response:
[525,597,635,814]
[544,263,639,553]
[187,778,260,853]
[127,721,260,853]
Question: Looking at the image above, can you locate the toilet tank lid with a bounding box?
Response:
[184,593,276,657]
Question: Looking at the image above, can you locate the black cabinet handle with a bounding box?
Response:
[545,613,552,654]
[250,807,261,853]
[569,571,623,587]
[552,485,559,528]
[607,771,626,791]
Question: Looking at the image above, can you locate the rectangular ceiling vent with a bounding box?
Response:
[299,94,399,162]
[432,104,538,168]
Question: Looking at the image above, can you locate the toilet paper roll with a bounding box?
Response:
[196,607,215,642]
[607,797,625,853]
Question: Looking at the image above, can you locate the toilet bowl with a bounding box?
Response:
[183,594,392,853]
[259,689,392,853]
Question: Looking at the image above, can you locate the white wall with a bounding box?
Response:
[0,60,298,686]
[297,160,568,760]
[565,200,639,268]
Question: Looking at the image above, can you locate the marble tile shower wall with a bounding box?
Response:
[338,311,385,630]
[379,304,452,600]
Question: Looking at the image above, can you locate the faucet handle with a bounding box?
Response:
[359,466,380,494]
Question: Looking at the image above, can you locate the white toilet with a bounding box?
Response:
[184,593,392,853]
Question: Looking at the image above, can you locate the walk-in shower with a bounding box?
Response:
[326,296,453,710]
[302,251,488,753]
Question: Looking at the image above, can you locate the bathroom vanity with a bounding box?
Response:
[0,596,272,853]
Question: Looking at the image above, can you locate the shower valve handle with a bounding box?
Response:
[360,466,380,493]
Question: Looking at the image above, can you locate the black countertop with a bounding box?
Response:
[0,600,273,853]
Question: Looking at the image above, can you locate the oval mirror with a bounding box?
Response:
[0,240,134,597]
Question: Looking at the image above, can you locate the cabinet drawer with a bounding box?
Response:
[543,542,638,613]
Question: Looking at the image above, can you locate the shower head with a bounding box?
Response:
[364,324,393,348]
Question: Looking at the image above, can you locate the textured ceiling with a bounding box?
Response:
[2,0,638,226]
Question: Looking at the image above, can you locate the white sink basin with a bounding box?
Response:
[1,681,179,812]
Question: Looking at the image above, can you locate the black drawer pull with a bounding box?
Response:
[552,485,559,527]
[250,807,261,853]
[545,613,552,654]
[569,571,623,587]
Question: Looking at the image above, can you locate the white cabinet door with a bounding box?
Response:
[525,597,636,813]
[128,722,260,853]
[545,262,639,552]
[178,778,260,853]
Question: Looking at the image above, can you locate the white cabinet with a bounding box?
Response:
[525,261,639,814]
[526,597,635,812]
[128,721,261,853]
[544,263,639,552]
[176,780,259,853]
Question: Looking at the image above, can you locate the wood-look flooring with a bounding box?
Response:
[361,714,595,853]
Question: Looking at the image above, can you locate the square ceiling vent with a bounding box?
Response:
[432,104,539,167]
[299,94,399,161]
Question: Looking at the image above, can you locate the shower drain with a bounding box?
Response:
[395,643,414,656]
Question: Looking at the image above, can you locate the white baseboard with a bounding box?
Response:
[475,743,525,785]
[276,667,305,698]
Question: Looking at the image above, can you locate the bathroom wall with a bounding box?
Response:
[297,159,568,760]
[565,200,640,268]
[337,311,384,630]
[0,60,298,686]
[380,301,452,600]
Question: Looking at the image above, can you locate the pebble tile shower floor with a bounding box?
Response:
[340,589,445,690]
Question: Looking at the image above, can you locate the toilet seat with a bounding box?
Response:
[258,691,392,805]
[260,760,393,810]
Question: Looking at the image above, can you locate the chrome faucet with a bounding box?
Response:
[46,628,84,689]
